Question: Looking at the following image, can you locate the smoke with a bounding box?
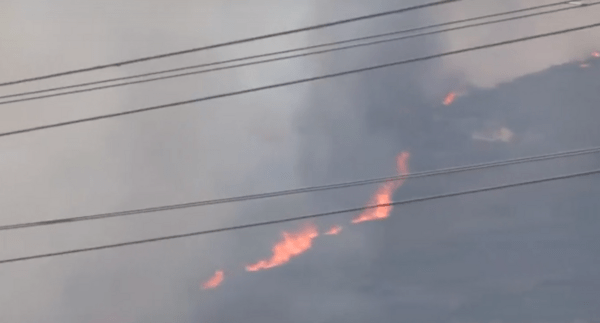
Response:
[0,0,319,322]
[1,0,600,322]
[439,0,600,88]
[282,0,600,322]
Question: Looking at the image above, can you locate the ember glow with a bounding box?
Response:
[325,225,342,235]
[202,270,224,290]
[352,152,410,224]
[246,224,319,272]
[443,92,456,105]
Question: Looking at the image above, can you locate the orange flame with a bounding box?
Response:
[246,224,319,272]
[325,225,342,235]
[592,51,600,58]
[202,270,224,290]
[352,152,410,224]
[443,92,456,105]
[396,151,410,183]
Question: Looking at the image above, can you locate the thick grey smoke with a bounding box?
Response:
[1,0,599,322]
[0,0,319,321]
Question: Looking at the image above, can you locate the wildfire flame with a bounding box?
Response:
[200,152,413,291]
[325,225,342,235]
[352,152,410,224]
[246,224,319,272]
[592,51,600,58]
[443,92,456,105]
[202,270,224,290]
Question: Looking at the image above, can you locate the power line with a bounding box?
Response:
[1,146,599,232]
[0,0,582,104]
[1,168,598,265]
[1,21,599,138]
[0,0,458,87]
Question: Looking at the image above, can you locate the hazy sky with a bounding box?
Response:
[0,1,599,322]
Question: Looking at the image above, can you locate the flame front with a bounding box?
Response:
[246,224,319,272]
[202,270,224,290]
[352,152,410,224]
[351,183,396,223]
[443,92,456,105]
[198,152,413,291]
[325,225,342,235]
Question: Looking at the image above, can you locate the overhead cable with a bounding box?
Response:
[1,21,599,138]
[0,0,587,104]
[1,146,599,232]
[1,168,598,265]
[0,0,458,87]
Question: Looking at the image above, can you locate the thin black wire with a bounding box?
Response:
[1,21,599,139]
[0,0,578,103]
[0,23,600,137]
[2,146,599,232]
[1,169,598,265]
[0,0,458,87]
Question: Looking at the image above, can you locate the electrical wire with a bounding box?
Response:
[1,168,598,265]
[1,21,599,138]
[0,0,458,87]
[0,0,584,104]
[1,146,599,232]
